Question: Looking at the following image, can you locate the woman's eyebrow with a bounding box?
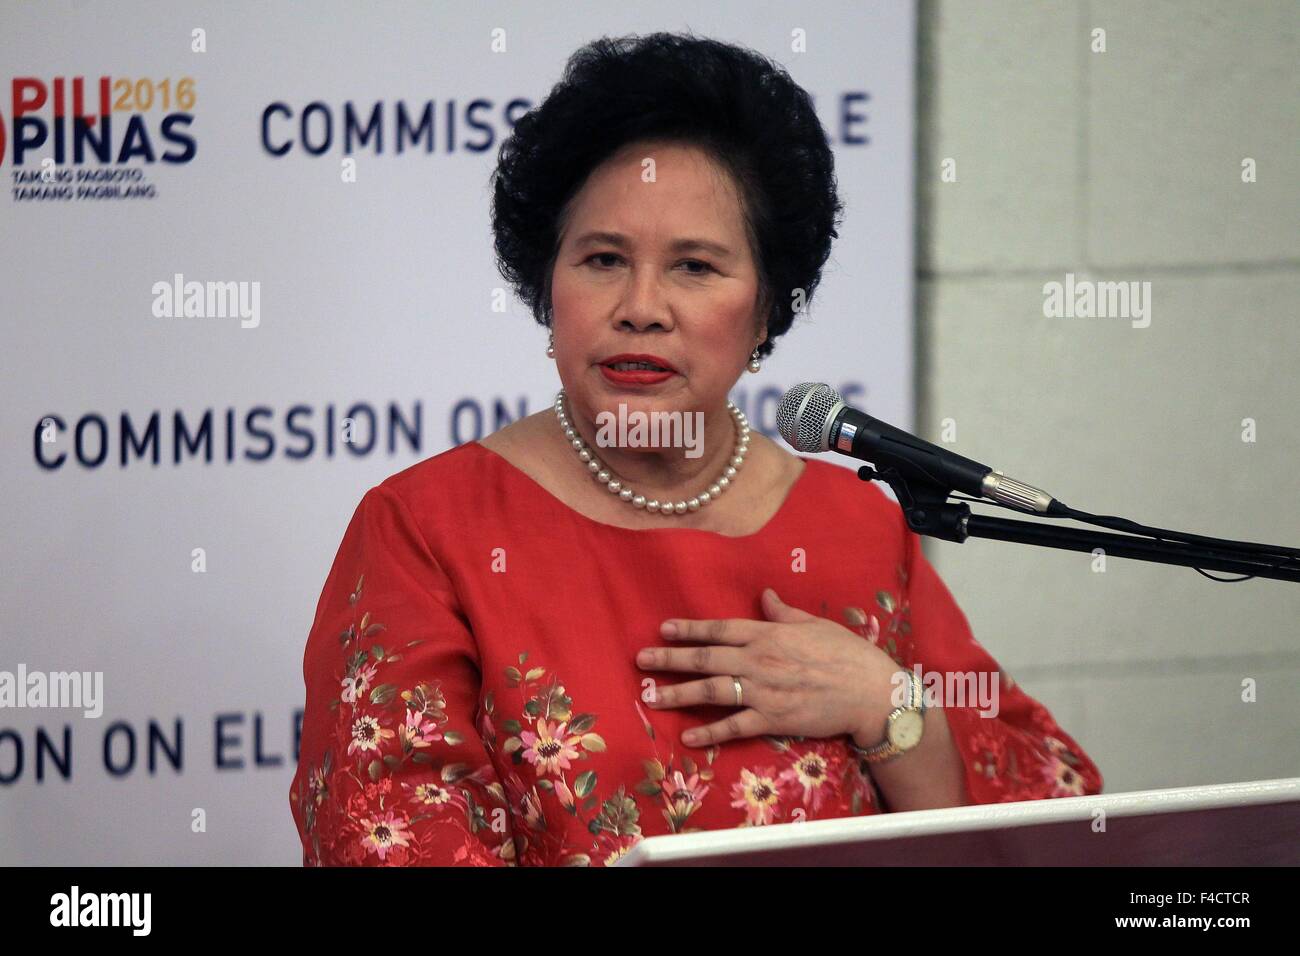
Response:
[573,231,733,257]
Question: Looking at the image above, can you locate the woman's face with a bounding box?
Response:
[548,140,766,442]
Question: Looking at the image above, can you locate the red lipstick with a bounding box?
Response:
[598,353,678,387]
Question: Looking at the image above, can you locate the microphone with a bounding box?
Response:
[776,382,1062,515]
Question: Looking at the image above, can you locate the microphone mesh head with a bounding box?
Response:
[776,382,842,452]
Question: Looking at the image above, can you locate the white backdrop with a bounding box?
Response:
[0,0,916,864]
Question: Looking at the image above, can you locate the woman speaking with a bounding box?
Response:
[289,32,1101,866]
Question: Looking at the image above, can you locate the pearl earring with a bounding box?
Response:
[546,331,555,359]
[747,348,762,373]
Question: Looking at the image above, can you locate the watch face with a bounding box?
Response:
[889,711,925,750]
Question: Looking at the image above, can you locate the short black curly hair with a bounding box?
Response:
[490,31,843,359]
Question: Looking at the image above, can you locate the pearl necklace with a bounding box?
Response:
[554,388,751,515]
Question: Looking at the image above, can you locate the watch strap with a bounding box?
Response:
[847,667,925,764]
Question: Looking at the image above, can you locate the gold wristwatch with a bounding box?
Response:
[847,668,926,764]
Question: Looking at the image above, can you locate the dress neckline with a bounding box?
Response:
[469,439,815,541]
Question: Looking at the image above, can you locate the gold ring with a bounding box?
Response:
[731,676,743,707]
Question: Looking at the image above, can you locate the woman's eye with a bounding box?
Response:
[583,254,713,274]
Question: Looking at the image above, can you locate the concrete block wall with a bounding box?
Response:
[915,0,1299,792]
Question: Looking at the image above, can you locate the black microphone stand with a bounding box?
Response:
[858,462,1300,584]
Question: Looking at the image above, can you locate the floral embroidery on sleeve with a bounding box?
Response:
[957,710,1098,801]
[292,573,516,866]
[852,542,1104,806]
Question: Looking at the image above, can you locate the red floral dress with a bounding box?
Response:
[289,441,1102,866]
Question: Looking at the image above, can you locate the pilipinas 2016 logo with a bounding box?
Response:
[3,76,198,201]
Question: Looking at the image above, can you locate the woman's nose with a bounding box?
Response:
[614,269,674,332]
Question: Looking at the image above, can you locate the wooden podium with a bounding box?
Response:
[615,777,1300,866]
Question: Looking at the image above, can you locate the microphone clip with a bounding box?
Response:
[857,464,971,543]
